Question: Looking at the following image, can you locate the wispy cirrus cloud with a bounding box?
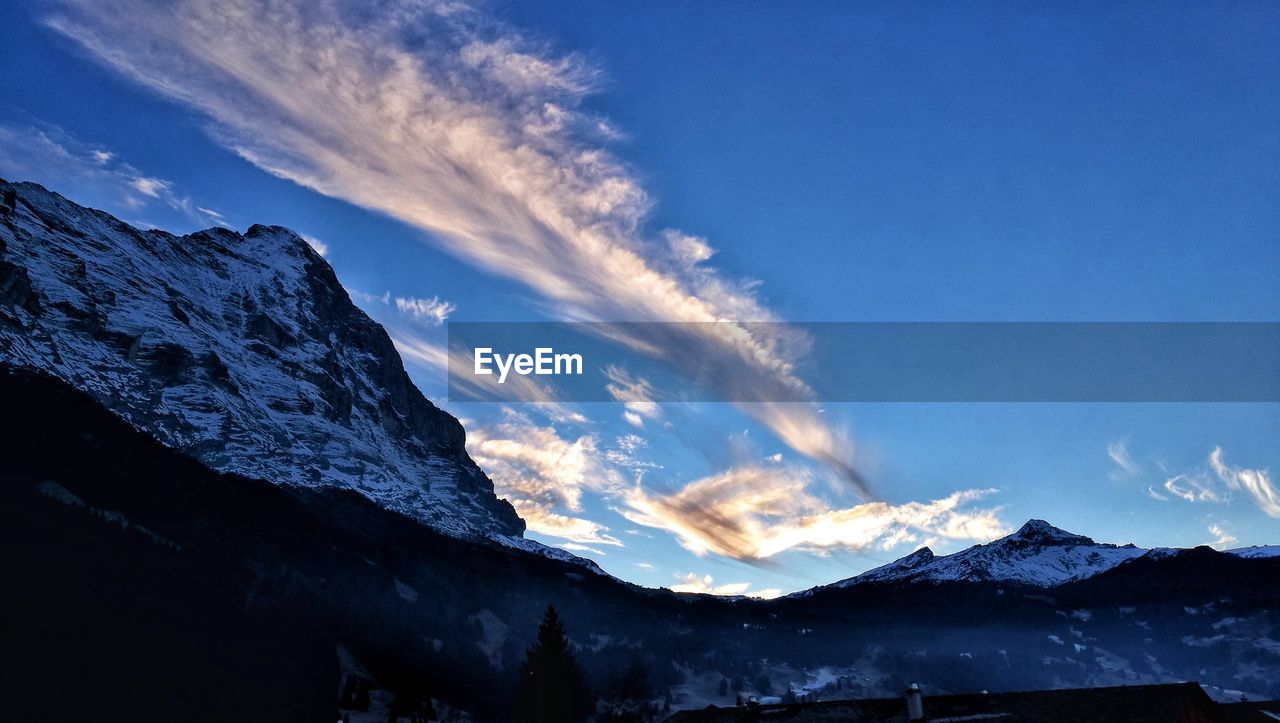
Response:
[390,330,450,373]
[604,366,662,429]
[1206,523,1237,549]
[395,295,455,325]
[300,233,329,256]
[1161,472,1225,504]
[1144,485,1169,502]
[348,288,456,326]
[1210,447,1280,518]
[1142,447,1278,519]
[620,464,1008,562]
[0,122,225,227]
[1107,439,1141,479]
[603,433,662,474]
[44,0,865,494]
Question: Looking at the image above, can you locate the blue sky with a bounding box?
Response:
[1,0,1277,596]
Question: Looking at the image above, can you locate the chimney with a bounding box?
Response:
[906,682,924,721]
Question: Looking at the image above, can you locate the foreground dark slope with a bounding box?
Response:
[0,367,734,719]
[6,366,1279,721]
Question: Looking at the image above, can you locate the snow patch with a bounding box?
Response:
[394,579,418,603]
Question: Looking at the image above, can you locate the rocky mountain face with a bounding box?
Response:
[0,179,524,541]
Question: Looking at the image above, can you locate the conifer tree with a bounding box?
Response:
[516,605,591,722]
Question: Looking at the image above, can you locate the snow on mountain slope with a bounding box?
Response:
[0,179,531,544]
[856,545,938,582]
[833,519,1150,588]
[1228,545,1280,559]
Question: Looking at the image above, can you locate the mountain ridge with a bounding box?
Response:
[796,518,1271,595]
[0,178,538,547]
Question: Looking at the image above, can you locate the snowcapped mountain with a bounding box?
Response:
[0,179,528,543]
[831,519,1151,589]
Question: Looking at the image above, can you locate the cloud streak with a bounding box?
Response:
[300,233,329,256]
[1206,523,1237,549]
[1144,447,1279,519]
[1107,439,1141,479]
[604,366,662,429]
[1144,485,1169,502]
[1209,446,1280,518]
[45,0,865,494]
[620,464,1007,562]
[395,295,455,325]
[1161,473,1224,504]
[348,288,457,326]
[465,407,625,546]
[671,573,781,599]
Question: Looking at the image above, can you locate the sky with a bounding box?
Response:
[1,0,1277,597]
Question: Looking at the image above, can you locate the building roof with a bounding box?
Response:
[1219,701,1280,722]
[667,682,1227,722]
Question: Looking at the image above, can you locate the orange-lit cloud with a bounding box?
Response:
[621,464,1007,562]
[465,408,625,546]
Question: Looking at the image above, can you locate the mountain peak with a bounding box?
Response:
[1008,519,1093,545]
[900,546,935,563]
[0,179,527,542]
[828,518,1148,590]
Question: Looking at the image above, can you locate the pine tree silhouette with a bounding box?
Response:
[516,605,591,722]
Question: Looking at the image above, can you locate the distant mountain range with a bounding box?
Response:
[800,519,1279,593]
[1228,545,1280,559]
